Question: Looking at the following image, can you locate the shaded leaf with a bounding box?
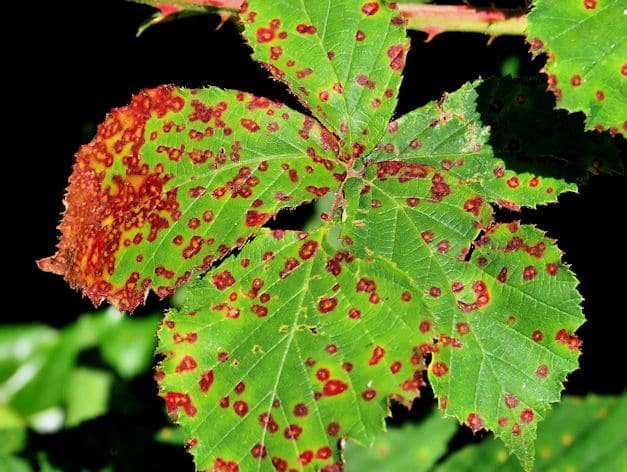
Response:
[527,0,626,136]
[0,328,79,418]
[39,86,341,311]
[345,408,457,471]
[436,394,627,471]
[475,77,624,180]
[97,308,160,379]
[0,455,32,472]
[65,367,114,427]
[240,0,408,158]
[157,227,434,470]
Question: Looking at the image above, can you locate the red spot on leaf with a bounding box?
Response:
[497,267,508,283]
[318,297,338,314]
[323,380,348,396]
[245,210,269,227]
[296,24,317,34]
[505,393,519,409]
[507,176,520,189]
[512,423,521,436]
[456,322,470,335]
[369,346,385,365]
[466,413,484,433]
[284,424,303,440]
[199,370,214,392]
[175,355,197,373]
[536,364,549,378]
[212,271,236,290]
[299,450,314,466]
[257,27,275,43]
[164,392,197,417]
[251,444,267,459]
[387,44,405,71]
[463,196,484,216]
[556,329,582,351]
[361,2,379,15]
[584,0,597,9]
[523,265,537,281]
[233,400,248,417]
[432,361,449,377]
[521,408,534,424]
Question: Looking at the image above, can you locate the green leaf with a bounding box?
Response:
[0,327,79,418]
[240,0,408,158]
[437,394,627,471]
[157,227,434,470]
[97,308,160,379]
[0,428,26,456]
[39,86,342,311]
[0,455,32,472]
[527,0,627,136]
[368,80,579,209]
[65,367,114,427]
[345,408,457,471]
[343,81,585,469]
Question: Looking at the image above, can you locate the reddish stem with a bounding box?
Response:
[144,1,528,39]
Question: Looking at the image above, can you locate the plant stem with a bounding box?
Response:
[138,1,528,39]
[400,5,527,41]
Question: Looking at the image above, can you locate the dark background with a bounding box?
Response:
[14,0,626,470]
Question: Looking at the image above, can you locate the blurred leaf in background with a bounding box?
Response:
[345,393,627,471]
[0,307,160,469]
[345,409,457,472]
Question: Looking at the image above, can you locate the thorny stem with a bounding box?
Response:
[401,5,527,41]
[141,1,528,39]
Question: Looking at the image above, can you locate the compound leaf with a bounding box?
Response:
[39,86,341,311]
[156,227,434,471]
[240,0,409,158]
[527,0,627,136]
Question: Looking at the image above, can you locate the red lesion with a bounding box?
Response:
[164,391,197,417]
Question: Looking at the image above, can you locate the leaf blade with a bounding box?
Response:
[156,227,435,470]
[40,86,341,311]
[527,0,627,136]
[240,0,408,157]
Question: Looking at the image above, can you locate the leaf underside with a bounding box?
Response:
[39,0,600,470]
[527,0,627,136]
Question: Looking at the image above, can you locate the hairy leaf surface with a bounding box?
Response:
[528,0,626,136]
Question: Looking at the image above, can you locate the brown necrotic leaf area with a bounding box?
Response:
[39,85,341,311]
[39,86,185,310]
